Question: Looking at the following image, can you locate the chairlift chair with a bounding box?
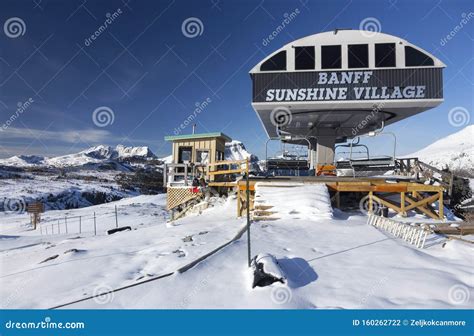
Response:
[335,132,397,177]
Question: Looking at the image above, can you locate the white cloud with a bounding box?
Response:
[0,127,113,144]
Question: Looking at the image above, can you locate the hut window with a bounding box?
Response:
[295,46,315,70]
[375,43,396,68]
[321,45,341,69]
[178,147,192,163]
[260,51,287,71]
[348,44,368,68]
[196,150,209,164]
[405,46,434,66]
[216,151,224,161]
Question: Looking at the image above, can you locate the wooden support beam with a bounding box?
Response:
[374,185,408,193]
[371,194,402,214]
[237,187,241,217]
[400,192,406,217]
[404,193,439,212]
[208,168,244,176]
[404,194,439,220]
[238,184,255,191]
[368,191,373,213]
[439,191,444,220]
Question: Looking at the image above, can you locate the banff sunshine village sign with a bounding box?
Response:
[251,68,443,103]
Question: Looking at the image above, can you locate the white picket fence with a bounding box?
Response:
[367,214,432,249]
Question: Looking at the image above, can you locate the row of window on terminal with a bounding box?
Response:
[260,44,434,71]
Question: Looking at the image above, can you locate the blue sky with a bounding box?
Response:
[0,0,472,159]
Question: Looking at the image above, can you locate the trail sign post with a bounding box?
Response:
[27,202,44,230]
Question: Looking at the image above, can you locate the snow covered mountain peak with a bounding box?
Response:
[408,125,474,176]
[225,140,258,162]
[115,145,155,159]
[77,144,156,160]
[0,144,157,169]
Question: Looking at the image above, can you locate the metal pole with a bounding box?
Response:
[115,205,118,228]
[79,216,82,233]
[65,216,68,234]
[58,219,60,234]
[246,158,251,267]
[94,212,97,236]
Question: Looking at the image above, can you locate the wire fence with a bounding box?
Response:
[38,205,122,236]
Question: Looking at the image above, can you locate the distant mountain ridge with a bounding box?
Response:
[407,125,474,177]
[0,145,157,169]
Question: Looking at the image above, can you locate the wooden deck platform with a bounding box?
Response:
[236,176,446,219]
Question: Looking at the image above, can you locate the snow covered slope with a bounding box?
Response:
[408,125,474,176]
[2,193,470,309]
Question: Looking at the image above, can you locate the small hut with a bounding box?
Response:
[164,132,231,186]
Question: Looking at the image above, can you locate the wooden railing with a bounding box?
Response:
[164,159,249,187]
[207,159,249,177]
[395,158,454,196]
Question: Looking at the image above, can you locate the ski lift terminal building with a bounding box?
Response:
[250,29,445,174]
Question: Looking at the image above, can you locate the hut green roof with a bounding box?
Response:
[164,132,232,142]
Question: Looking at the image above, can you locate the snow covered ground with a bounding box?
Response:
[0,170,133,210]
[1,184,472,309]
